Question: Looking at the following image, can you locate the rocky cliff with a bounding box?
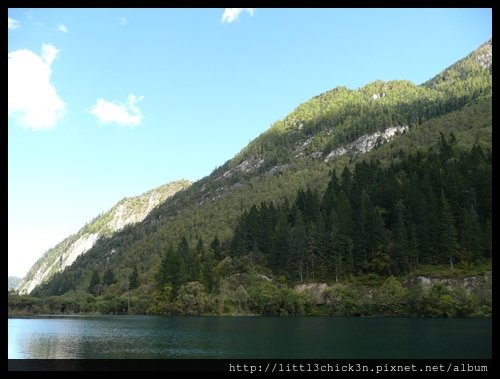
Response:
[17,179,191,294]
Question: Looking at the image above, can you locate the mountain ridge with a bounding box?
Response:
[26,40,491,304]
[17,179,191,294]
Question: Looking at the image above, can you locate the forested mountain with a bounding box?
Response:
[18,40,491,318]
[228,135,491,279]
[17,180,191,294]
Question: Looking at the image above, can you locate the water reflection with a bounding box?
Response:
[8,316,491,359]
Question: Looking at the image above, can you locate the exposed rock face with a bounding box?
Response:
[324,125,409,162]
[267,163,290,176]
[220,155,265,180]
[108,191,164,232]
[19,234,102,295]
[412,271,492,294]
[62,233,99,270]
[293,137,314,158]
[294,272,492,305]
[17,180,191,294]
[295,283,329,304]
[224,272,274,290]
[474,40,492,69]
[372,93,385,101]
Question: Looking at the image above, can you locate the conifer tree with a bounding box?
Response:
[438,191,459,269]
[88,271,101,294]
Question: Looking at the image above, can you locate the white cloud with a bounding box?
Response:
[8,17,20,30]
[41,44,59,65]
[90,94,144,127]
[118,16,128,25]
[8,44,66,130]
[221,8,255,23]
[57,24,68,32]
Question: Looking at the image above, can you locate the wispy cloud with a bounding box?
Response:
[8,17,21,30]
[25,10,34,19]
[57,24,68,33]
[221,8,255,23]
[118,16,127,25]
[8,44,66,130]
[90,94,144,127]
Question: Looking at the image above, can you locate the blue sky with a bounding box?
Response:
[8,8,492,277]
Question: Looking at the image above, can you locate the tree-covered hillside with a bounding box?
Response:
[145,135,491,317]
[227,134,491,280]
[21,40,491,318]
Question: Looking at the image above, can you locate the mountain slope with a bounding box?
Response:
[31,40,491,300]
[18,179,191,294]
[424,39,492,90]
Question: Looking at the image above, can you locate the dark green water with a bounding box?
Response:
[8,316,491,359]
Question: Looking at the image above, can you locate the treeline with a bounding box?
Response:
[9,271,491,318]
[8,290,131,316]
[229,133,491,282]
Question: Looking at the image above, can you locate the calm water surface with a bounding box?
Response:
[8,315,491,359]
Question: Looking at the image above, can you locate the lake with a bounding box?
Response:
[8,315,491,359]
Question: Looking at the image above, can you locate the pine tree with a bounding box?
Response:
[210,235,222,261]
[271,211,290,274]
[438,191,459,268]
[340,167,353,194]
[103,268,116,286]
[200,249,218,293]
[256,202,273,255]
[407,222,419,269]
[394,200,409,273]
[88,271,101,295]
[419,184,440,264]
[321,169,340,217]
[460,204,482,262]
[356,190,370,270]
[316,211,331,280]
[306,222,319,280]
[230,225,244,257]
[177,237,189,256]
[196,237,204,255]
[370,206,387,255]
[329,209,343,282]
[158,244,185,297]
[335,191,355,274]
[291,209,307,282]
